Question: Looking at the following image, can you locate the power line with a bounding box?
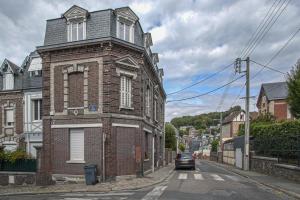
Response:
[167,75,245,103]
[243,0,291,58]
[216,72,235,112]
[245,0,291,57]
[252,26,300,79]
[240,0,278,57]
[250,60,287,75]
[230,82,246,108]
[167,62,234,96]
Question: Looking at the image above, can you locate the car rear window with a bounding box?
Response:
[182,154,192,159]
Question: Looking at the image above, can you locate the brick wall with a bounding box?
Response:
[40,41,165,180]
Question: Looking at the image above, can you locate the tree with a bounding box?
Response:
[211,139,219,152]
[178,143,185,152]
[165,123,177,151]
[287,60,300,119]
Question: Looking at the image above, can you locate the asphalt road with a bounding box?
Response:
[1,160,296,200]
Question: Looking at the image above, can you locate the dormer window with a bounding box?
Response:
[3,72,14,90]
[115,7,138,43]
[117,19,134,42]
[63,5,88,42]
[67,21,86,42]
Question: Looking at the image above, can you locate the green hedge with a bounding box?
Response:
[249,120,300,162]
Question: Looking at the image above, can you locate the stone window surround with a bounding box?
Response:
[115,56,139,111]
[1,101,16,138]
[116,16,135,43]
[50,58,103,116]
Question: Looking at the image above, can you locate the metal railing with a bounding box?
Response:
[252,135,300,167]
[0,159,37,172]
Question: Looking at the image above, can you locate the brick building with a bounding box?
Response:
[257,82,292,120]
[37,5,166,181]
[0,52,43,156]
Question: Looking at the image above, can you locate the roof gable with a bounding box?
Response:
[262,82,288,100]
[0,59,21,74]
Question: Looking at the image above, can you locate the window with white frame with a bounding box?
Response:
[67,21,86,42]
[146,87,150,116]
[120,75,132,108]
[117,20,134,43]
[32,99,42,121]
[5,109,14,127]
[3,72,14,90]
[70,129,84,162]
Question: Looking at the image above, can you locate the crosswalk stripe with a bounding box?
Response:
[211,174,225,181]
[194,174,204,180]
[142,186,167,200]
[178,173,188,180]
[224,175,240,181]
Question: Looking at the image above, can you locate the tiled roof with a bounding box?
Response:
[262,82,288,100]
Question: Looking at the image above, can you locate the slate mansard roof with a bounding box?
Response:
[261,82,288,100]
[43,6,144,47]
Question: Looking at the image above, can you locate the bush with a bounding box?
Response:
[0,148,31,163]
[211,139,219,152]
[178,143,185,152]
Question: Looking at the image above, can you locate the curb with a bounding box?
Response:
[205,160,300,200]
[0,165,175,197]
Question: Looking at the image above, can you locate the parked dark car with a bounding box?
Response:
[175,153,195,170]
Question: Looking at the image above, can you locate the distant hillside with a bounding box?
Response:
[171,106,242,131]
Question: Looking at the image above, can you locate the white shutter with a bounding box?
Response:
[6,110,14,123]
[120,76,126,107]
[70,129,84,161]
[4,73,14,90]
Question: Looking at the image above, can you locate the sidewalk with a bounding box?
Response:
[206,160,300,199]
[0,164,175,196]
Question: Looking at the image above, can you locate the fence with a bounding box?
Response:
[252,135,300,167]
[0,159,37,172]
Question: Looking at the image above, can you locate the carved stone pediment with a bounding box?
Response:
[63,5,88,21]
[115,7,139,22]
[115,55,139,69]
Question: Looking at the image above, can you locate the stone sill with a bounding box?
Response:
[275,164,300,171]
[252,156,278,161]
[119,106,134,110]
[0,171,36,175]
[144,159,150,162]
[66,160,86,164]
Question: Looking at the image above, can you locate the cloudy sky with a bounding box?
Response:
[0,0,299,121]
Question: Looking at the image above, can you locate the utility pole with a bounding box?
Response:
[244,57,250,171]
[234,57,250,171]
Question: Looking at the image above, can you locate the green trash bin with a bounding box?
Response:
[84,164,97,185]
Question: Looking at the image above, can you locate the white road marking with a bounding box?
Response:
[178,173,188,180]
[211,174,225,181]
[141,186,167,200]
[194,173,204,180]
[224,175,240,181]
[61,192,134,197]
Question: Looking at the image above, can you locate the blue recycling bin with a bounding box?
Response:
[84,164,97,185]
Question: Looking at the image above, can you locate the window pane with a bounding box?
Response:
[4,73,14,90]
[34,100,39,120]
[72,23,77,41]
[119,22,124,39]
[78,22,83,40]
[125,24,130,41]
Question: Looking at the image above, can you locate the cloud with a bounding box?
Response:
[0,0,299,122]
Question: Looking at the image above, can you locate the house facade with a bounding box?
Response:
[37,5,165,180]
[257,82,292,120]
[221,110,245,141]
[0,52,43,156]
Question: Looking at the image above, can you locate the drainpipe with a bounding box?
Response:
[102,133,106,182]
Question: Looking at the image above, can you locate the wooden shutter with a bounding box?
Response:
[70,129,84,161]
